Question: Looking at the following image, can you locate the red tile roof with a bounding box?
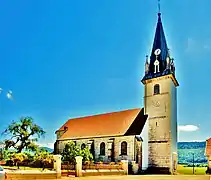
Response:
[56,108,147,140]
[206,138,211,156]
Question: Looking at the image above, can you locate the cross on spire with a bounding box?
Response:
[158,0,161,13]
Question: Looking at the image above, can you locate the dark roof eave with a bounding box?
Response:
[124,108,148,136]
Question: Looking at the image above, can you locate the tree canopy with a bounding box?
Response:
[34,149,54,167]
[2,116,45,153]
[61,141,93,163]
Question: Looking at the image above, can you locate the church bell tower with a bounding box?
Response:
[141,12,179,174]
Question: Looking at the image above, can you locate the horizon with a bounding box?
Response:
[0,0,210,147]
[41,141,207,150]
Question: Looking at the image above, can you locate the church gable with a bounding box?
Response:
[56,108,147,140]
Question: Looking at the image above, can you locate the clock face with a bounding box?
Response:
[154,59,160,65]
[154,49,161,56]
[152,100,160,107]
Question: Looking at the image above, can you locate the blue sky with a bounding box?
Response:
[0,0,210,148]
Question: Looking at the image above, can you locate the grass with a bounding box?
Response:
[2,165,52,171]
[177,164,207,175]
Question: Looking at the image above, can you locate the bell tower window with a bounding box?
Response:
[154,84,160,95]
[154,60,160,73]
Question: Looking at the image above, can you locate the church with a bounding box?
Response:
[54,11,179,174]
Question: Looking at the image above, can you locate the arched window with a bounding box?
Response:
[81,143,86,150]
[90,142,95,159]
[121,141,127,155]
[154,84,160,95]
[100,142,105,155]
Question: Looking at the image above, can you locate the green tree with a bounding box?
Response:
[3,150,25,167]
[12,153,27,169]
[2,116,45,153]
[61,141,93,163]
[23,151,34,162]
[34,149,54,170]
[3,150,15,161]
[0,141,6,160]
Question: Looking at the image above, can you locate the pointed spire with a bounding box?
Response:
[147,12,168,75]
[141,3,178,86]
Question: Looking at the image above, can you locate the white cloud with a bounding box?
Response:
[185,37,211,53]
[38,143,54,149]
[178,125,199,132]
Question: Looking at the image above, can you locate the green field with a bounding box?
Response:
[177,165,207,175]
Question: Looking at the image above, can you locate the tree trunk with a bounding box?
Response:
[43,161,45,171]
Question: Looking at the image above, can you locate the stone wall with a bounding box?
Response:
[56,135,140,163]
[144,75,178,172]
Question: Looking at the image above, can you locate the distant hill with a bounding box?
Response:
[178,141,206,149]
[39,147,54,153]
[178,141,207,164]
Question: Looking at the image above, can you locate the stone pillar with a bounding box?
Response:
[75,156,83,177]
[208,156,211,170]
[172,152,177,174]
[131,161,139,174]
[53,155,62,178]
[121,160,128,175]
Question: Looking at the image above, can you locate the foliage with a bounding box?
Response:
[12,153,27,168]
[3,150,16,161]
[0,149,3,160]
[185,164,207,167]
[23,151,34,162]
[96,156,104,162]
[34,149,54,164]
[61,141,93,163]
[2,116,45,153]
[2,150,27,168]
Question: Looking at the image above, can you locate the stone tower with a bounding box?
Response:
[141,12,179,174]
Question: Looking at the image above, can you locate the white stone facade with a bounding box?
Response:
[56,135,142,165]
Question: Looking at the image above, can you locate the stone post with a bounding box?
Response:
[208,156,211,170]
[75,156,83,177]
[172,152,177,174]
[131,161,139,174]
[121,160,128,175]
[53,155,62,178]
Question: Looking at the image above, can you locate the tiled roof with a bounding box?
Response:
[56,108,147,140]
[206,138,211,156]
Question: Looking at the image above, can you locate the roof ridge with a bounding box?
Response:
[66,108,142,121]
